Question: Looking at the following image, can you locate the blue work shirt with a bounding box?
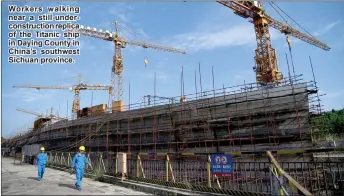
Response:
[36,152,48,166]
[72,153,88,170]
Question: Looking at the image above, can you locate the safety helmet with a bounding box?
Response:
[79,146,85,151]
[40,147,45,151]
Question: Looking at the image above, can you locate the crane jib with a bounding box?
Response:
[217,1,330,51]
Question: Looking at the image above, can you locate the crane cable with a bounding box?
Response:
[118,22,168,50]
[268,1,297,77]
[268,1,290,26]
[117,22,154,42]
[41,110,110,152]
[269,1,315,38]
[49,118,107,152]
[117,22,152,66]
[267,2,293,48]
[12,115,107,154]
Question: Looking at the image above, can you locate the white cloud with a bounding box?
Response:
[283,20,341,48]
[3,89,55,102]
[154,58,169,68]
[325,91,344,99]
[313,21,341,37]
[142,71,168,81]
[318,90,325,95]
[234,70,255,82]
[166,23,282,53]
[320,91,344,111]
[78,39,96,51]
[108,3,134,23]
[58,69,80,80]
[168,23,255,52]
[136,29,150,39]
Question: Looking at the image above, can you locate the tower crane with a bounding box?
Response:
[16,108,66,132]
[69,22,187,111]
[216,1,330,85]
[16,108,66,121]
[12,75,112,119]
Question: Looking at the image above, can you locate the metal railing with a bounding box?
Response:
[279,161,344,196]
[267,151,312,195]
[22,151,343,195]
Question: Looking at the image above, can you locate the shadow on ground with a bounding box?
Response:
[11,162,23,165]
[2,185,9,191]
[58,183,76,190]
[27,177,38,181]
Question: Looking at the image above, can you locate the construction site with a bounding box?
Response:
[3,1,344,196]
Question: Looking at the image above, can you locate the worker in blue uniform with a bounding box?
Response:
[71,146,89,190]
[35,147,48,181]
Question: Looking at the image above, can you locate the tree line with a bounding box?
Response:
[312,109,344,136]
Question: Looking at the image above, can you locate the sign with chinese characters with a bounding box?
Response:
[210,154,233,176]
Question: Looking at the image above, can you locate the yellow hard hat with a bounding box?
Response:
[79,146,85,151]
[40,147,45,151]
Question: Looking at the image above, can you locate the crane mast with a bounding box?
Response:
[252,1,281,85]
[216,1,330,85]
[71,22,186,112]
[113,21,124,106]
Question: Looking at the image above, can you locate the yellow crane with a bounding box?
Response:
[12,75,112,119]
[16,108,66,121]
[216,1,330,85]
[70,22,187,111]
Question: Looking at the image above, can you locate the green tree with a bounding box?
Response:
[313,109,344,136]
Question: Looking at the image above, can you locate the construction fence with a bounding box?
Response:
[20,151,344,195]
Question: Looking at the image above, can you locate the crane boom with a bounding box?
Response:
[216,1,330,85]
[16,108,45,117]
[73,26,187,54]
[13,84,70,90]
[217,1,330,51]
[16,108,66,120]
[12,78,112,119]
[72,27,113,41]
[12,84,111,91]
[124,39,186,54]
[264,15,330,51]
[72,22,186,109]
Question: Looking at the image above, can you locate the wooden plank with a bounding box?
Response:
[267,151,312,196]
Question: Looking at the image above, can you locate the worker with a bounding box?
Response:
[71,146,90,191]
[35,147,48,181]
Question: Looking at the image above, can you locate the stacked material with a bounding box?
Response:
[91,104,107,116]
[112,100,124,112]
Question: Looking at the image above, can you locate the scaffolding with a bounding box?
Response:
[7,73,315,153]
[8,48,344,194]
[6,70,344,195]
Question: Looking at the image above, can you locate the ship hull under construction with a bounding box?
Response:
[10,78,317,161]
